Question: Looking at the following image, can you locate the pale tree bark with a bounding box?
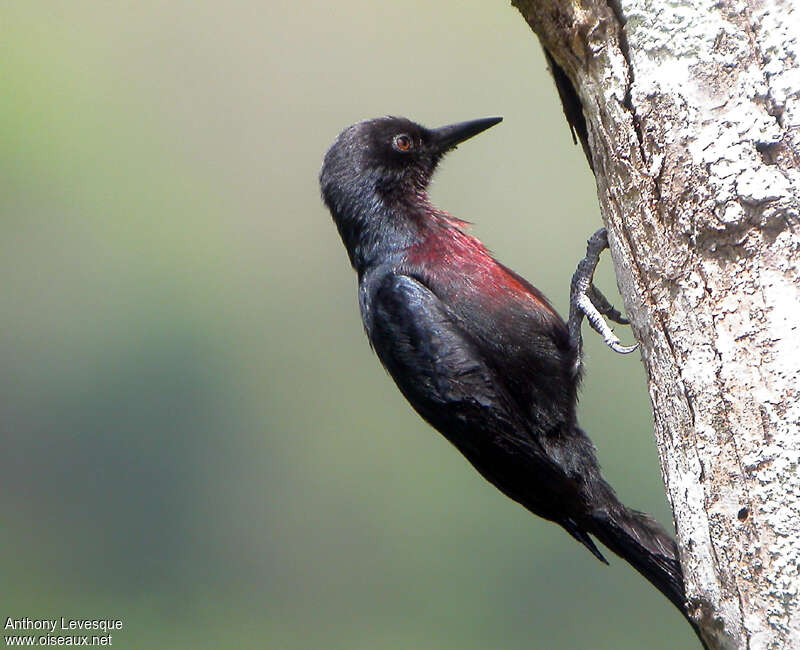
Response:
[510,1,800,648]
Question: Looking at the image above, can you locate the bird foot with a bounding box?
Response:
[568,229,637,367]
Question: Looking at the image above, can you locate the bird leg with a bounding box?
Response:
[568,228,637,368]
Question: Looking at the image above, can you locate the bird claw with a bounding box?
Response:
[586,285,629,325]
[568,228,637,366]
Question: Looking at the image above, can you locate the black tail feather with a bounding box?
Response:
[588,507,685,611]
[587,505,708,649]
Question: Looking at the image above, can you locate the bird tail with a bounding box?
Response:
[588,505,685,612]
[586,501,708,648]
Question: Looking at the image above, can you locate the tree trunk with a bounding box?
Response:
[510,1,800,648]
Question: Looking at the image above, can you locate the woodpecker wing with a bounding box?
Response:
[364,272,518,436]
[362,270,602,556]
[367,274,686,606]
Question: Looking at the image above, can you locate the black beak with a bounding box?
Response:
[429,116,502,152]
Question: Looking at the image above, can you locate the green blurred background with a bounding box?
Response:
[1,1,694,648]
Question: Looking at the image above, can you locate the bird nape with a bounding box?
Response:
[320,115,703,646]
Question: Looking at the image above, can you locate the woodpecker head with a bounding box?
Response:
[320,116,501,204]
[320,116,501,270]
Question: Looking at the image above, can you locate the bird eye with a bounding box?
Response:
[392,134,413,152]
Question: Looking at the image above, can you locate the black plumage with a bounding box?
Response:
[320,116,701,644]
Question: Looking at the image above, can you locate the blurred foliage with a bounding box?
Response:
[1,1,694,648]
